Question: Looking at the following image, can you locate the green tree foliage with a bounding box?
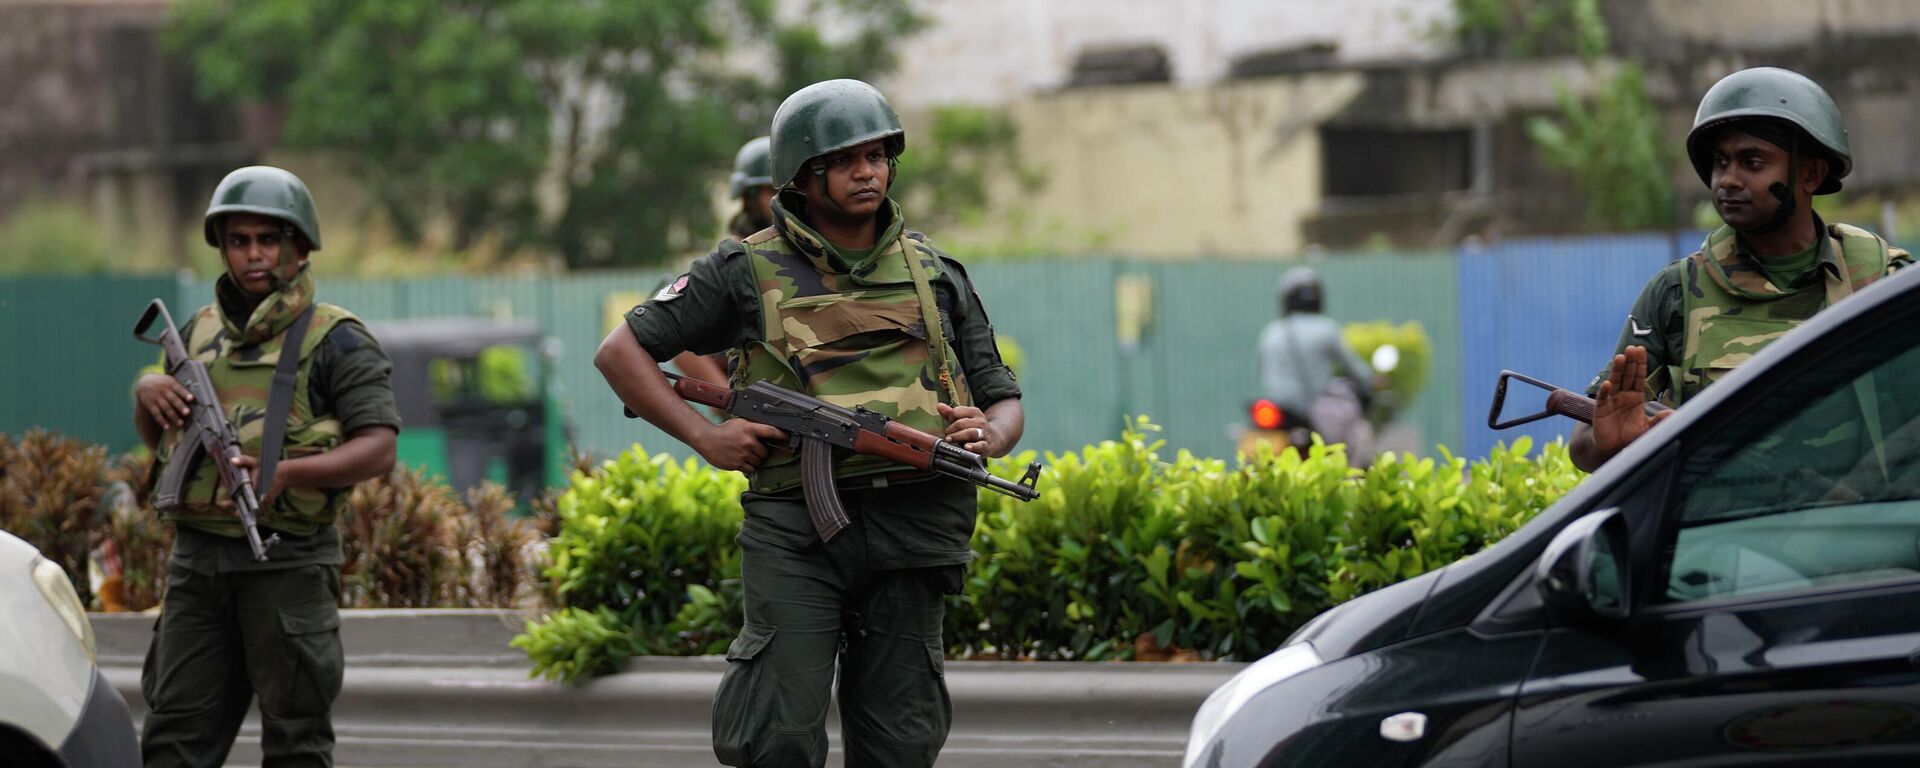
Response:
[1452,0,1608,61]
[0,200,115,274]
[1450,0,1675,231]
[892,106,1040,231]
[1528,64,1677,230]
[168,0,922,268]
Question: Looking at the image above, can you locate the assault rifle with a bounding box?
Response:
[1488,370,1670,429]
[134,299,280,561]
[665,373,1042,542]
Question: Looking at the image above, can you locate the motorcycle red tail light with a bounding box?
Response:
[1251,399,1284,430]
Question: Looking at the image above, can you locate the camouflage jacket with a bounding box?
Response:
[1590,216,1911,404]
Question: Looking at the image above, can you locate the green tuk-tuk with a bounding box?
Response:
[370,318,570,506]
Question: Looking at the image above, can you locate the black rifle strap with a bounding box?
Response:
[257,305,317,501]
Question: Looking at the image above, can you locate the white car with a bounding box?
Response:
[0,530,140,766]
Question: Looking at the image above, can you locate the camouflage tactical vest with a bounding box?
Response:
[153,292,360,537]
[1675,223,1894,404]
[734,226,970,493]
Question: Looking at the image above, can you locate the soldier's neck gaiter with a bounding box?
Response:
[216,265,317,346]
[771,194,906,280]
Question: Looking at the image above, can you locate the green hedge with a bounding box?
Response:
[516,420,1582,681]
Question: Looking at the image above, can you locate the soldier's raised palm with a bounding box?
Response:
[1592,346,1674,458]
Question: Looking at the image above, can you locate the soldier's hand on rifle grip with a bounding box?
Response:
[938,403,995,456]
[696,419,790,472]
[136,374,195,430]
[1591,346,1675,461]
[226,454,286,506]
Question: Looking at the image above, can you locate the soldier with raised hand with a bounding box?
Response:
[1571,67,1911,472]
[132,166,400,767]
[595,79,1024,767]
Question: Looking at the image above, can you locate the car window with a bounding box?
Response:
[1664,332,1920,603]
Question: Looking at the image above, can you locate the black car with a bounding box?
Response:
[1184,264,1920,767]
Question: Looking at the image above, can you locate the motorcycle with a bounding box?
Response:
[1233,344,1400,461]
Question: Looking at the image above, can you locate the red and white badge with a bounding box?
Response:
[654,273,691,302]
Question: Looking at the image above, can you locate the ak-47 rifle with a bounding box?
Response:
[1488,370,1670,429]
[134,299,281,561]
[665,373,1042,542]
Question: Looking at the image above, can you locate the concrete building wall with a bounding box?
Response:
[881,0,1452,109]
[938,73,1366,257]
[0,0,249,269]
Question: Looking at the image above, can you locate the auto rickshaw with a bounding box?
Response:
[369,318,570,507]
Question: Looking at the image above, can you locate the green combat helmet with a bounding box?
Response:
[1685,67,1851,195]
[769,79,905,189]
[729,136,774,199]
[203,165,323,250]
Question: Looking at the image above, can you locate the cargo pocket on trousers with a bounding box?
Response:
[712,624,776,766]
[277,607,343,718]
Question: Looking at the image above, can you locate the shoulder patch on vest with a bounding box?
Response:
[654,273,690,302]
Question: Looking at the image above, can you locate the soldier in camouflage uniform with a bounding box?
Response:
[132,166,400,767]
[1572,68,1911,471]
[595,80,1024,767]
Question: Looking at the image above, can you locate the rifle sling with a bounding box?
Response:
[256,305,317,504]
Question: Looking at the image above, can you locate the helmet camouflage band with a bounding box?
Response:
[1685,67,1851,195]
[203,166,323,251]
[769,79,906,188]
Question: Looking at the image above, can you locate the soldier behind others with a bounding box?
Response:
[729,135,776,239]
[658,135,778,387]
[594,79,1025,767]
[133,166,400,767]
[1570,67,1911,472]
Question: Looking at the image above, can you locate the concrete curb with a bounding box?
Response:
[93,610,1239,767]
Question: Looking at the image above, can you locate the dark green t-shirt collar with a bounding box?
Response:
[1731,212,1838,290]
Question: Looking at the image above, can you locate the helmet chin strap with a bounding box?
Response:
[1747,133,1801,236]
[268,224,299,293]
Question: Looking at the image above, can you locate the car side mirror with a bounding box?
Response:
[1535,508,1631,622]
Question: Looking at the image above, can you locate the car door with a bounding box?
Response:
[1510,291,1920,766]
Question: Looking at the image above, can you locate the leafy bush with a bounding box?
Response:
[0,431,112,597]
[514,446,747,682]
[0,200,117,275]
[338,466,541,609]
[1342,320,1432,416]
[98,453,173,612]
[516,419,1584,679]
[0,433,540,612]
